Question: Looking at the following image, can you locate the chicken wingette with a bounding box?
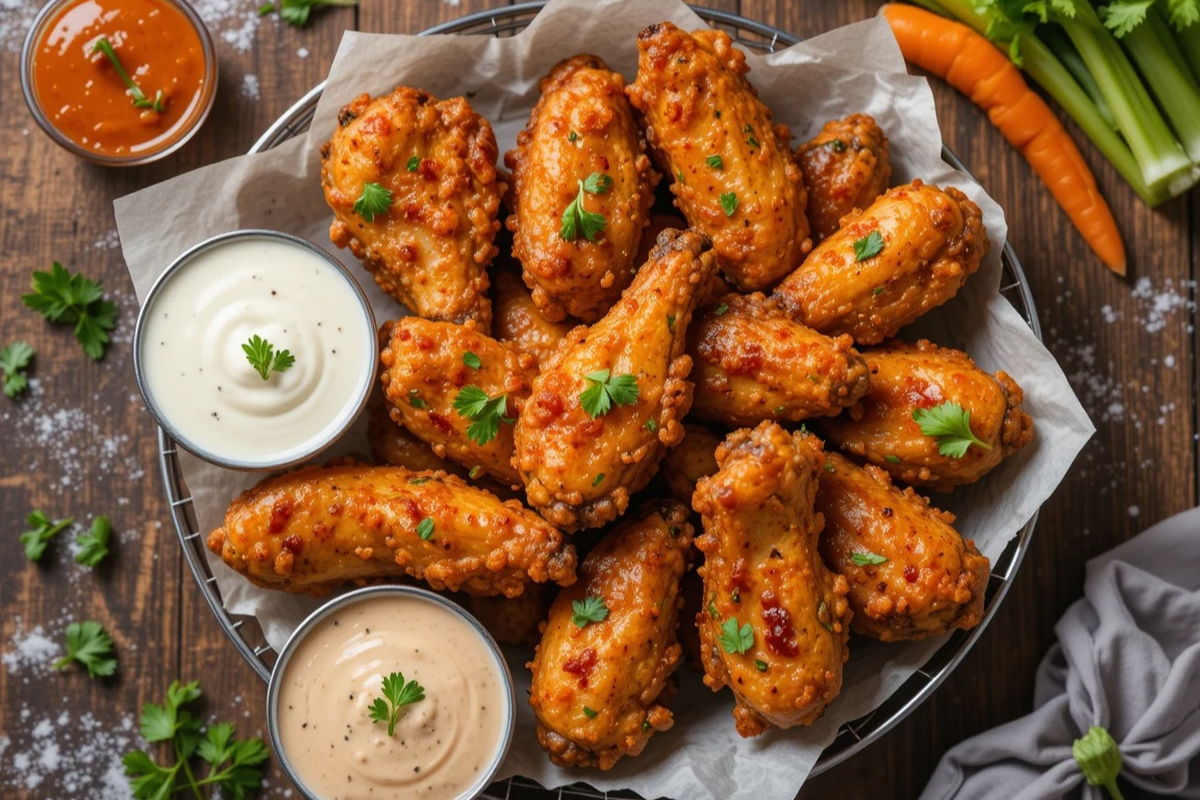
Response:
[528,500,693,769]
[797,113,892,243]
[661,422,722,507]
[816,452,989,642]
[321,87,502,329]
[772,180,988,345]
[491,262,576,367]
[207,463,577,597]
[506,55,658,323]
[468,584,553,647]
[627,22,811,292]
[823,339,1033,490]
[366,389,466,476]
[514,228,718,532]
[687,293,870,427]
[693,422,851,737]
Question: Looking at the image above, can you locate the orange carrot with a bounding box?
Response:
[881,3,1126,275]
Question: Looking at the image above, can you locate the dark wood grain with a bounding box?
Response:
[0,1,1194,799]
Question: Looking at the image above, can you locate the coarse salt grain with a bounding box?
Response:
[2,622,63,674]
[243,73,262,101]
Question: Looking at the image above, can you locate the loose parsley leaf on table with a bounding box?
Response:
[21,510,74,562]
[717,617,753,655]
[22,262,117,360]
[579,369,638,418]
[261,0,357,27]
[912,402,992,458]
[75,516,112,567]
[55,621,117,678]
[242,334,294,381]
[1,341,34,398]
[452,385,513,446]
[353,181,393,221]
[369,672,425,737]
[571,595,609,628]
[560,172,613,242]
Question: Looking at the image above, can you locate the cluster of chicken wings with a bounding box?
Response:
[209,19,1036,771]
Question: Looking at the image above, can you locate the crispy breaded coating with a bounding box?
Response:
[816,452,989,642]
[797,113,892,242]
[661,422,722,507]
[693,423,851,736]
[506,55,658,323]
[627,22,811,292]
[491,261,575,367]
[529,501,693,769]
[366,388,466,476]
[823,339,1033,490]
[467,584,553,648]
[206,463,576,597]
[321,87,502,329]
[514,228,718,532]
[687,293,870,427]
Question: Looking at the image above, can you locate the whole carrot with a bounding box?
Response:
[881,3,1126,276]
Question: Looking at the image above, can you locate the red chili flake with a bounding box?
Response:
[268,498,294,534]
[760,591,799,657]
[730,559,750,592]
[428,412,453,434]
[562,647,597,688]
[282,535,303,554]
[903,565,919,583]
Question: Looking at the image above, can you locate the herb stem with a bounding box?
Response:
[92,37,164,114]
[176,740,205,800]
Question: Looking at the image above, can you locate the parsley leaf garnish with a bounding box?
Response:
[353,181,393,221]
[241,334,294,381]
[583,706,598,719]
[368,672,425,737]
[568,131,579,142]
[579,369,639,418]
[714,304,730,316]
[406,156,420,172]
[22,262,117,360]
[850,552,888,566]
[75,516,112,567]
[462,351,482,369]
[408,389,427,409]
[417,517,434,540]
[271,0,357,27]
[571,595,609,628]
[853,230,885,262]
[452,385,513,446]
[1,341,34,398]
[744,124,759,148]
[55,621,117,677]
[21,510,74,562]
[560,172,613,243]
[755,658,768,671]
[912,402,992,458]
[705,154,724,169]
[829,138,846,152]
[719,192,738,217]
[717,617,753,655]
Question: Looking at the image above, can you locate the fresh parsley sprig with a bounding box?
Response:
[850,552,887,566]
[354,181,393,221]
[242,335,295,381]
[75,516,112,567]
[260,0,357,26]
[853,230,885,262]
[1,341,34,398]
[717,617,753,655]
[579,369,639,418]
[560,172,613,243]
[912,402,992,458]
[571,595,609,628]
[452,386,513,446]
[369,672,426,737]
[92,37,164,114]
[55,621,117,678]
[21,510,74,562]
[22,262,117,360]
[719,191,738,217]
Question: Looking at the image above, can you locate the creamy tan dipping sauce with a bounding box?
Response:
[276,593,511,800]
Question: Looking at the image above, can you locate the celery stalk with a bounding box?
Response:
[1169,17,1200,86]
[1118,5,1200,162]
[1036,24,1116,131]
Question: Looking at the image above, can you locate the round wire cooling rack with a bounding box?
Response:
[162,4,1043,798]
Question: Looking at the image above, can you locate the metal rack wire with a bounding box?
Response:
[163,5,1042,798]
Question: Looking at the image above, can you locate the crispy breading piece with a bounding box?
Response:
[366,389,466,475]
[693,423,851,736]
[823,339,1033,490]
[514,229,718,532]
[687,293,870,427]
[379,317,537,486]
[467,584,553,648]
[491,261,575,367]
[506,55,658,323]
[772,180,988,345]
[797,113,892,242]
[661,422,722,507]
[321,88,502,329]
[206,463,576,597]
[816,452,989,642]
[529,500,693,769]
[627,22,811,292]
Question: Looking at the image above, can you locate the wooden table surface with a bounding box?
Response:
[1,1,1196,798]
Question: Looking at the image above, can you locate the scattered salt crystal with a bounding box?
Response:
[0,0,40,53]
[94,230,122,250]
[1099,304,1119,323]
[1164,354,1176,368]
[243,73,261,100]
[1128,505,1140,518]
[1129,276,1195,334]
[297,46,310,59]
[2,623,62,674]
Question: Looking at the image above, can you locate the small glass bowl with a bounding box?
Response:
[21,0,217,166]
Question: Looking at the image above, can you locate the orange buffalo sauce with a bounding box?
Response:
[32,0,210,158]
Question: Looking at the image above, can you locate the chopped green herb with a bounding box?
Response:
[75,516,111,567]
[55,621,116,677]
[643,417,658,432]
[579,369,639,418]
[92,37,164,113]
[468,465,483,479]
[714,304,730,316]
[408,477,432,485]
[873,286,886,296]
[666,314,676,332]
[642,720,650,731]
[21,511,73,562]
[408,389,427,409]
[583,706,598,719]
[462,351,482,369]
[416,518,434,540]
[912,402,992,458]
[274,0,358,27]
[717,617,753,655]
[676,170,686,183]
[754,659,768,672]
[705,154,724,169]
[353,182,392,222]
[406,156,420,172]
[719,192,738,217]
[1,341,34,398]
[853,230,885,262]
[572,595,609,628]
[592,473,605,486]
[452,386,513,446]
[829,138,846,152]
[884,454,901,464]
[851,552,888,566]
[731,587,740,603]
[568,131,579,142]
[823,462,836,473]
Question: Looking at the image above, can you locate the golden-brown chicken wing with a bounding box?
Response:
[772,180,988,344]
[506,55,658,323]
[627,22,811,292]
[467,584,553,648]
[206,463,576,597]
[687,293,870,427]
[693,423,851,736]
[491,261,576,367]
[823,339,1033,490]
[321,88,502,329]
[797,113,892,243]
[661,422,722,507]
[379,317,537,486]
[366,389,466,475]
[514,228,718,531]
[816,452,989,642]
[528,500,693,769]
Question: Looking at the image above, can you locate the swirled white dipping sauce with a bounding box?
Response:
[275,593,512,800]
[137,232,375,468]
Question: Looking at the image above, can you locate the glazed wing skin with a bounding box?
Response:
[772,180,988,344]
[687,293,870,427]
[491,262,575,367]
[693,423,851,736]
[797,113,891,242]
[514,229,718,531]
[321,88,502,329]
[506,55,657,322]
[823,339,1033,490]
[207,463,576,597]
[529,500,693,769]
[627,22,811,291]
[661,422,722,507]
[816,453,989,642]
[379,317,537,486]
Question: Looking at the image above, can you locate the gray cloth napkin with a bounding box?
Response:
[920,506,1200,800]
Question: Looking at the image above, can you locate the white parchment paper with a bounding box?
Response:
[115,1,1095,797]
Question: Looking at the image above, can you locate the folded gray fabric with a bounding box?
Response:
[920,506,1200,800]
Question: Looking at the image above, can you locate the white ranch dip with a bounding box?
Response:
[137,233,374,467]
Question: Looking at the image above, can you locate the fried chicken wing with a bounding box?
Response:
[506,55,658,323]
[514,228,718,531]
[816,452,989,642]
[661,422,722,507]
[797,113,892,243]
[206,463,576,597]
[367,389,466,475]
[529,500,693,769]
[491,262,575,367]
[627,22,811,292]
[321,88,502,329]
[379,317,537,486]
[467,584,553,647]
[687,293,870,427]
[693,423,851,736]
[772,180,988,344]
[823,339,1033,490]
